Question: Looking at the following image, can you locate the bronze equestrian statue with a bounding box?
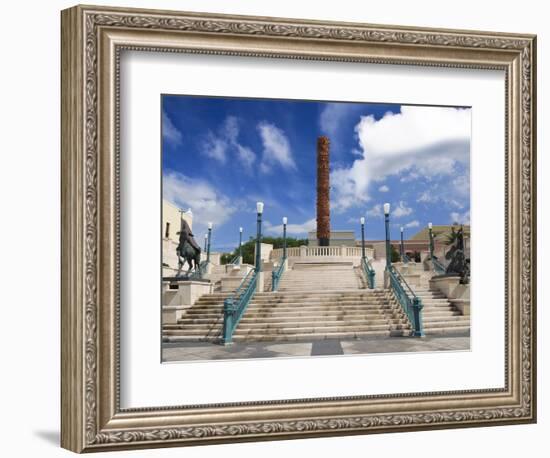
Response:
[443,226,470,284]
[175,219,202,277]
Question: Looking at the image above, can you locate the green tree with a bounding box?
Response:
[443,227,459,246]
[220,236,308,265]
[391,244,401,263]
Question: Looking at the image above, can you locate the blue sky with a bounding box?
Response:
[162,95,471,252]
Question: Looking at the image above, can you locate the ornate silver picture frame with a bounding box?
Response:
[61,4,536,453]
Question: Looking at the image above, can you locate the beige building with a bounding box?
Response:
[410,224,470,243]
[163,199,193,243]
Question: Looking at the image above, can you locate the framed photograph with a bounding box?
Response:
[61,4,537,453]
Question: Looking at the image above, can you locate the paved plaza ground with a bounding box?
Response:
[162,333,470,362]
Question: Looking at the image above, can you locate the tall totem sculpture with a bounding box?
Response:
[316,136,331,246]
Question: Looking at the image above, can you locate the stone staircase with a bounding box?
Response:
[162,263,469,343]
[408,286,470,336]
[277,263,364,291]
[163,291,226,342]
[231,289,410,342]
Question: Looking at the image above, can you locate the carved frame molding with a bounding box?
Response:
[61,4,536,452]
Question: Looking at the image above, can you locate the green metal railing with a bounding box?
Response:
[361,257,376,289]
[387,265,424,336]
[222,269,257,344]
[271,257,286,291]
[432,257,446,274]
[228,254,240,265]
[402,253,411,264]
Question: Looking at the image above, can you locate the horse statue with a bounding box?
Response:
[175,219,202,277]
[443,226,470,284]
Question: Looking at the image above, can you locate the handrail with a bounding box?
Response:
[361,257,376,289]
[402,253,411,264]
[387,265,424,336]
[229,254,240,265]
[222,269,257,344]
[271,257,286,291]
[432,257,446,274]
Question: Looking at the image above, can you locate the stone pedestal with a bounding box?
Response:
[429,275,470,316]
[450,299,470,316]
[384,270,391,289]
[162,280,212,324]
[257,271,265,293]
[402,273,421,286]
[429,275,461,297]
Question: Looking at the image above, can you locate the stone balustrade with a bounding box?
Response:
[270,245,374,267]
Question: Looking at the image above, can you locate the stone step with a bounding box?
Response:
[244,305,405,312]
[277,286,362,290]
[201,301,389,311]
[415,294,447,299]
[233,323,410,335]
[231,330,409,342]
[176,314,407,325]
[422,300,451,305]
[162,335,221,342]
[172,319,408,331]
[279,276,358,280]
[248,299,394,306]
[423,320,470,328]
[250,292,387,298]
[184,305,402,314]
[278,277,358,280]
[249,298,394,305]
[164,329,222,336]
[255,289,386,296]
[253,293,388,300]
[236,313,406,322]
[239,315,405,324]
[421,310,463,317]
[240,313,404,321]
[423,326,470,336]
[279,280,358,284]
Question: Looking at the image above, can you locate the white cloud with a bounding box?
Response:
[450,210,470,225]
[378,185,390,193]
[417,190,435,203]
[265,218,316,236]
[417,177,468,209]
[319,103,361,139]
[236,144,255,172]
[392,201,413,218]
[223,116,239,143]
[202,132,228,163]
[451,174,470,197]
[404,220,420,228]
[162,111,183,147]
[200,116,257,169]
[163,170,237,233]
[366,204,383,218]
[330,105,471,210]
[257,122,296,172]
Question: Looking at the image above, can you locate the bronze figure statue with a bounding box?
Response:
[443,226,470,284]
[175,219,202,277]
